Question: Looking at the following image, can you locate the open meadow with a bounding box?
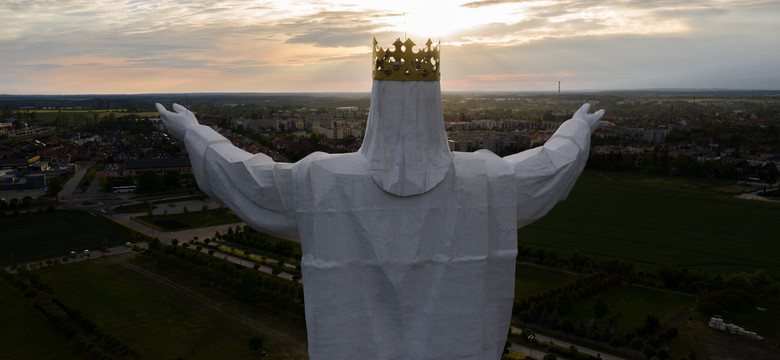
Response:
[24,254,308,360]
[518,170,780,277]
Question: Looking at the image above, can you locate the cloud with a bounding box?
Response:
[461,0,533,8]
[1,0,779,93]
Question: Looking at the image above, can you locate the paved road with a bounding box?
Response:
[11,243,139,271]
[510,326,626,360]
[104,197,297,280]
[59,163,86,202]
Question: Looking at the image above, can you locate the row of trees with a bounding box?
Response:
[216,225,300,258]
[586,147,775,181]
[514,271,621,318]
[144,239,305,319]
[520,243,780,314]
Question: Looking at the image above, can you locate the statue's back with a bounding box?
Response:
[294,150,518,360]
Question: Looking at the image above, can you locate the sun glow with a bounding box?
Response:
[365,1,529,41]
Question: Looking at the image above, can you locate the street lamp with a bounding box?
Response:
[527,334,535,359]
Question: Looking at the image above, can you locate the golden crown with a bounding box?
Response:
[372,38,440,81]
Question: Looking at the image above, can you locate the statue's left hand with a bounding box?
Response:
[571,103,605,131]
[156,103,198,140]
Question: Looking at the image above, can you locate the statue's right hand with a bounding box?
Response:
[156,103,199,140]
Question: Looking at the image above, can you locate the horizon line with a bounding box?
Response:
[3,88,780,98]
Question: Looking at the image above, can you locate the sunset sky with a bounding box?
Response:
[2,0,779,94]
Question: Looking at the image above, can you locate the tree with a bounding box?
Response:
[97,174,107,189]
[642,344,656,359]
[247,333,264,353]
[164,170,181,188]
[594,298,608,318]
[559,318,574,334]
[629,337,643,359]
[136,170,164,193]
[46,177,64,198]
[643,315,660,334]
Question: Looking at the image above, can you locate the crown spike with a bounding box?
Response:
[372,37,440,81]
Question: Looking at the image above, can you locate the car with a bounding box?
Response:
[82,249,90,255]
[125,242,133,248]
[101,247,111,252]
[69,251,76,258]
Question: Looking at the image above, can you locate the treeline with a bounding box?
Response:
[0,196,57,216]
[1,267,139,360]
[514,271,621,318]
[217,225,300,258]
[143,238,305,319]
[587,144,779,182]
[518,242,780,310]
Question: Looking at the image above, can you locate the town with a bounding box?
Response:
[2,91,779,195]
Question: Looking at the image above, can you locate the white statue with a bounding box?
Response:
[157,38,604,360]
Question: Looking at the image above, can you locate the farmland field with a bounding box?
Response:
[0,280,82,359]
[32,254,308,359]
[518,171,780,277]
[0,210,148,265]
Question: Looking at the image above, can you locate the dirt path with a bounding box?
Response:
[111,255,309,356]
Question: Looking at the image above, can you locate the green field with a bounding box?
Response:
[0,280,82,359]
[514,264,579,299]
[0,210,147,265]
[518,171,780,277]
[32,254,307,359]
[567,285,695,334]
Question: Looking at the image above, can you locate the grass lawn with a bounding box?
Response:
[566,285,695,334]
[723,295,780,345]
[113,202,150,213]
[35,254,307,360]
[514,264,580,299]
[0,280,82,360]
[0,210,146,265]
[518,170,780,277]
[134,208,242,230]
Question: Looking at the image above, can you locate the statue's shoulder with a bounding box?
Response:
[452,150,513,175]
[294,152,367,175]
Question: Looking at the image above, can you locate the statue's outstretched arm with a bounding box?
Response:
[156,103,299,240]
[504,103,605,227]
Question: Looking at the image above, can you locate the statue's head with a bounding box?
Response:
[361,38,451,197]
